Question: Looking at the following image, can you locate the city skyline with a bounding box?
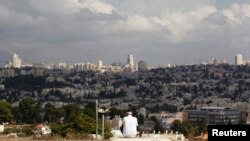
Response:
[1,0,250,66]
[3,52,250,69]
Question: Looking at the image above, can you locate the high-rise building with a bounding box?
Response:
[235,54,243,65]
[127,54,134,66]
[12,53,22,68]
[98,60,103,69]
[127,54,135,72]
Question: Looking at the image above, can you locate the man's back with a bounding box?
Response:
[122,115,138,138]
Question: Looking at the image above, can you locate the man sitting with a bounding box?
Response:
[121,110,138,138]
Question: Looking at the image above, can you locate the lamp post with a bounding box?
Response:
[95,100,98,139]
[98,108,109,139]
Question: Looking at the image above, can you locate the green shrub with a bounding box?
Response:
[50,123,64,136]
[49,113,112,139]
[22,126,33,136]
[3,128,20,134]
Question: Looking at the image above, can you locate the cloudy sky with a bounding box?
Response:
[0,0,250,66]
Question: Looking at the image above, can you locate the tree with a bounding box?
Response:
[59,113,112,139]
[137,114,145,125]
[109,108,126,119]
[170,120,197,137]
[44,103,57,123]
[0,101,13,123]
[150,116,165,133]
[171,120,183,133]
[182,120,195,136]
[12,106,21,123]
[128,104,137,117]
[83,102,96,118]
[34,102,43,123]
[61,104,82,122]
[19,98,37,123]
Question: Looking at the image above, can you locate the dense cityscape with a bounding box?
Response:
[1,53,250,140]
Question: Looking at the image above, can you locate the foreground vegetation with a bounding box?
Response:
[0,98,208,140]
[0,99,112,139]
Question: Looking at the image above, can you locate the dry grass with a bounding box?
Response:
[0,134,109,141]
[0,135,32,141]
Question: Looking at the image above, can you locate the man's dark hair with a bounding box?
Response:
[127,109,132,112]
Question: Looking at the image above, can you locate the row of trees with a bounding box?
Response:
[1,99,208,139]
[0,99,98,124]
[0,99,112,139]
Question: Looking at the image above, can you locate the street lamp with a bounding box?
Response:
[98,108,109,139]
[96,100,98,139]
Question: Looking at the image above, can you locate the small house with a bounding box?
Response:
[35,124,51,135]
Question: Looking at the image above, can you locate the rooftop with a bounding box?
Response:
[201,106,229,111]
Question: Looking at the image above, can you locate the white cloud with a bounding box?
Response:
[27,0,80,15]
[79,0,116,14]
[26,0,116,15]
[221,7,242,24]
[151,5,217,42]
[190,5,218,20]
[2,0,250,65]
[105,4,218,41]
[116,15,153,32]
[242,4,250,18]
[220,3,250,24]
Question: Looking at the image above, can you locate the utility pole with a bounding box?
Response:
[96,100,98,139]
[102,113,104,139]
[98,108,109,139]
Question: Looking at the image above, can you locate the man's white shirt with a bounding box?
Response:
[122,115,138,138]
